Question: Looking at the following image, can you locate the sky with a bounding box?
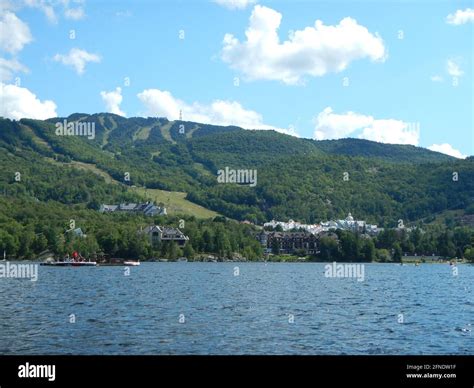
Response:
[0,0,473,158]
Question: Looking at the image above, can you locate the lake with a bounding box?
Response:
[0,262,472,355]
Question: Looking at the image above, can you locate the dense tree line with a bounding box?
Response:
[0,197,263,260]
[316,226,474,262]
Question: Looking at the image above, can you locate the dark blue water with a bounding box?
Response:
[0,263,472,354]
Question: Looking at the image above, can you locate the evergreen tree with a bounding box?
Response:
[183,243,195,259]
[392,243,403,262]
[362,238,376,262]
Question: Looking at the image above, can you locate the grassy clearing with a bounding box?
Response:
[160,121,176,144]
[133,125,153,141]
[44,156,220,219]
[132,187,219,219]
[21,124,52,150]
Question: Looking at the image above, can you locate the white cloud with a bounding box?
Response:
[271,125,299,137]
[221,5,386,84]
[447,59,463,77]
[0,11,33,54]
[100,87,126,117]
[430,75,443,82]
[23,0,57,23]
[137,88,297,136]
[138,89,179,119]
[0,1,15,12]
[314,107,419,145]
[314,107,373,140]
[214,0,256,10]
[18,1,86,23]
[0,11,31,83]
[0,82,57,120]
[446,8,474,25]
[428,143,466,159]
[53,48,100,75]
[64,6,85,20]
[0,57,29,81]
[358,119,419,145]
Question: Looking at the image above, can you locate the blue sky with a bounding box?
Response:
[0,0,473,157]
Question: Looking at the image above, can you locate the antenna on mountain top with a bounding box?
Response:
[179,110,182,121]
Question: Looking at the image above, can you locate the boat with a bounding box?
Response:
[40,252,97,267]
[41,260,97,267]
[97,262,124,267]
[97,257,127,266]
[177,257,188,262]
[124,260,140,266]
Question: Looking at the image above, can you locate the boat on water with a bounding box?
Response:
[124,260,140,266]
[97,262,125,266]
[40,258,97,267]
[40,251,97,267]
[96,256,140,266]
[177,257,188,262]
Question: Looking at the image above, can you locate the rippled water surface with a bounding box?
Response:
[0,262,472,354]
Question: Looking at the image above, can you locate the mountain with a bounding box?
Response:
[0,113,473,228]
[313,138,455,163]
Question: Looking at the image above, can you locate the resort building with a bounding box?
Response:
[327,213,379,235]
[263,219,322,234]
[141,225,189,247]
[100,202,167,217]
[265,213,379,236]
[67,227,86,238]
[257,231,319,255]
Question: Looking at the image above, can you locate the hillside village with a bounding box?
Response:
[258,213,379,255]
[84,206,469,260]
[263,213,379,235]
[96,206,381,257]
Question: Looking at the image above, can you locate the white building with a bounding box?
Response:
[99,202,166,216]
[264,219,322,234]
[265,213,379,236]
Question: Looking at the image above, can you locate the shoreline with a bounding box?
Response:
[3,259,471,264]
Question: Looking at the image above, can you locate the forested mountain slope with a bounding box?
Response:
[0,114,472,227]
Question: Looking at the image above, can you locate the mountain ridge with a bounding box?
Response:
[42,112,457,163]
[0,113,472,226]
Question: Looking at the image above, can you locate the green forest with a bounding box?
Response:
[0,197,264,261]
[317,226,474,262]
[0,114,473,262]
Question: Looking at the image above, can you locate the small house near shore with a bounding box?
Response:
[141,225,189,247]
